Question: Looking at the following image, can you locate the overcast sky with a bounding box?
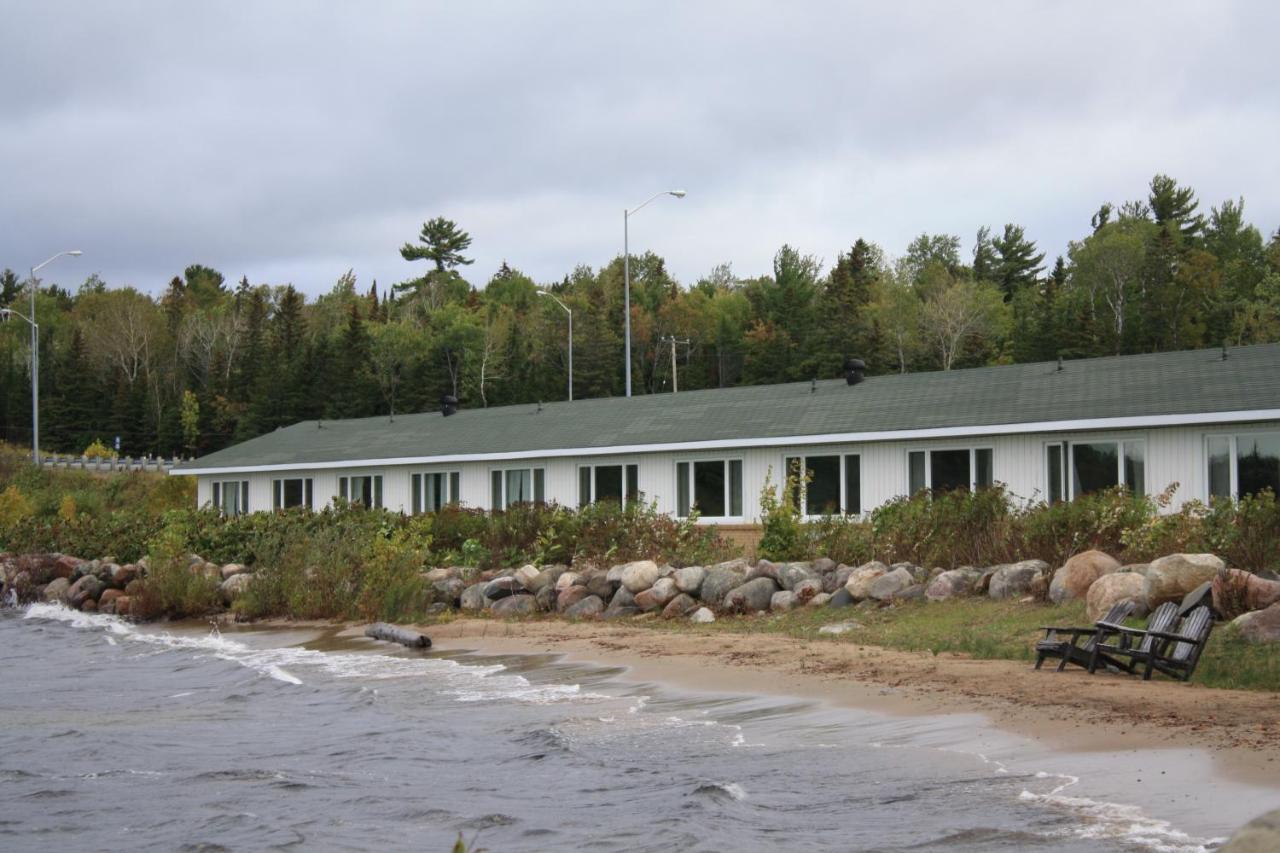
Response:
[2,1,1277,296]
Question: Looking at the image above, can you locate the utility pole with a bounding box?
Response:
[662,335,691,393]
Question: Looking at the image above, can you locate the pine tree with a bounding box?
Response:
[972,227,996,282]
[992,224,1046,300]
[400,217,474,272]
[1148,174,1204,243]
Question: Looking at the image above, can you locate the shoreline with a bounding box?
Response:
[386,617,1280,791]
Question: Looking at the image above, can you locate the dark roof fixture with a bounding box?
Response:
[810,378,817,394]
[1222,342,1229,361]
[1057,356,1064,372]
[441,395,459,417]
[844,358,866,386]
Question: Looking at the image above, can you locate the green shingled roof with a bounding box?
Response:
[177,343,1280,471]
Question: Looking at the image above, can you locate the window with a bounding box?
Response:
[491,467,545,510]
[212,480,249,516]
[1070,440,1144,497]
[272,477,313,510]
[339,475,383,508]
[784,454,861,516]
[676,459,742,518]
[907,448,994,494]
[1046,443,1066,504]
[412,471,460,514]
[578,464,640,508]
[1207,432,1280,500]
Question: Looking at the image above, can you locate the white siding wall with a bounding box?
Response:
[193,420,1280,519]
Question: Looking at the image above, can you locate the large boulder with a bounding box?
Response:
[42,577,71,603]
[604,586,638,618]
[459,582,488,611]
[812,557,836,575]
[620,560,662,593]
[770,591,797,612]
[699,565,747,608]
[555,571,582,591]
[1085,572,1149,622]
[868,567,915,602]
[844,562,889,600]
[1222,807,1280,852]
[564,595,605,620]
[220,563,249,581]
[1144,554,1225,608]
[634,578,678,611]
[988,560,1050,600]
[792,578,823,604]
[220,573,253,606]
[827,588,855,608]
[925,568,981,601]
[673,566,706,596]
[433,577,466,604]
[723,577,778,614]
[807,592,832,607]
[483,577,523,600]
[534,585,557,612]
[585,574,617,601]
[661,593,699,620]
[1232,603,1280,644]
[111,563,141,587]
[556,585,591,613]
[1049,550,1121,604]
[745,560,781,583]
[67,575,105,608]
[890,562,928,584]
[689,607,715,624]
[1213,569,1280,616]
[515,564,547,593]
[777,563,817,591]
[491,594,537,616]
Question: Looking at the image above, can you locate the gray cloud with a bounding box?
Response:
[1,1,1277,295]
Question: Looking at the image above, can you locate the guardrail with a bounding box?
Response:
[39,454,188,473]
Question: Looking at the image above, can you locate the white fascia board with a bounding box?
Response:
[170,408,1280,476]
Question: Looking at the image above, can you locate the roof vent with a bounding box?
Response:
[844,358,866,386]
[441,395,459,417]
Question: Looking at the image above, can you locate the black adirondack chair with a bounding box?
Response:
[1086,601,1181,677]
[1034,600,1137,672]
[1130,606,1215,681]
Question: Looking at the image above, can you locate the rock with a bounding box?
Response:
[1232,603,1280,644]
[792,578,823,604]
[868,567,915,601]
[111,563,140,587]
[1222,807,1280,852]
[432,577,466,604]
[976,569,996,594]
[818,621,860,635]
[620,560,662,593]
[460,582,488,611]
[423,567,456,583]
[124,579,144,597]
[555,571,582,591]
[483,577,524,600]
[609,585,636,609]
[585,574,617,601]
[844,562,889,600]
[42,577,71,603]
[514,564,546,592]
[807,593,832,607]
[699,566,747,608]
[925,568,982,601]
[746,560,782,582]
[1085,572,1149,622]
[662,593,699,619]
[777,563,817,591]
[602,605,641,620]
[634,577,678,611]
[220,563,249,581]
[80,599,97,612]
[491,594,537,616]
[689,607,715,624]
[605,563,627,584]
[196,562,222,582]
[723,577,779,614]
[890,562,927,584]
[673,566,706,596]
[895,584,925,601]
[99,588,124,609]
[827,588,855,608]
[770,591,796,612]
[988,560,1050,600]
[564,595,605,620]
[67,575,105,608]
[53,554,82,580]
[1118,563,1150,576]
[1144,554,1225,608]
[710,557,752,574]
[220,573,253,605]
[539,565,570,588]
[116,595,134,617]
[556,585,590,613]
[812,557,836,574]
[1213,569,1280,615]
[534,585,557,612]
[1049,550,1121,604]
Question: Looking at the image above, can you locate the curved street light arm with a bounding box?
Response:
[0,307,36,326]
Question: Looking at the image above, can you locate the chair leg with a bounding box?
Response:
[1056,654,1069,672]
[1034,653,1045,670]
[1142,658,1155,681]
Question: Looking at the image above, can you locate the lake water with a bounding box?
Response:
[0,603,1241,851]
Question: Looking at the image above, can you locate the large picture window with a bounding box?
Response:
[339,475,383,508]
[676,459,743,518]
[491,467,545,510]
[578,464,640,508]
[1207,432,1280,500]
[272,477,313,510]
[907,448,994,495]
[212,480,249,517]
[785,454,861,516]
[412,471,461,514]
[1059,440,1144,497]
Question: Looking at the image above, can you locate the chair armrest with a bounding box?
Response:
[1095,622,1146,636]
[1143,627,1200,643]
[1039,626,1096,634]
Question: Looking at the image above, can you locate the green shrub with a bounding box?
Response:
[136,518,221,618]
[758,467,805,561]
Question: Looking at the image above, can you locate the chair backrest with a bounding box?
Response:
[1167,606,1213,662]
[1084,600,1138,650]
[1137,602,1180,654]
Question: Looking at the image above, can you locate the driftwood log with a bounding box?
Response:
[364,622,432,649]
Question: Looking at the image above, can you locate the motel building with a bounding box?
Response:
[174,344,1280,537]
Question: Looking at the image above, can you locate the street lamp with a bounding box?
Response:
[22,250,82,465]
[624,189,685,397]
[537,290,573,401]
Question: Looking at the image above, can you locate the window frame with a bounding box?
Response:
[1065,438,1146,499]
[411,470,461,514]
[338,473,384,509]
[272,477,313,511]
[490,466,546,511]
[577,462,640,508]
[675,457,744,521]
[211,480,249,517]
[783,452,862,518]
[905,446,995,495]
[1204,429,1280,501]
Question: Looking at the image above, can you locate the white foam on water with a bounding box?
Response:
[1018,786,1226,853]
[721,782,747,800]
[23,603,603,705]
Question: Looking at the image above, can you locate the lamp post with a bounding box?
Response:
[23,250,82,465]
[624,189,685,397]
[537,290,573,401]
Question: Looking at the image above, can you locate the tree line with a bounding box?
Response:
[2,174,1278,458]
